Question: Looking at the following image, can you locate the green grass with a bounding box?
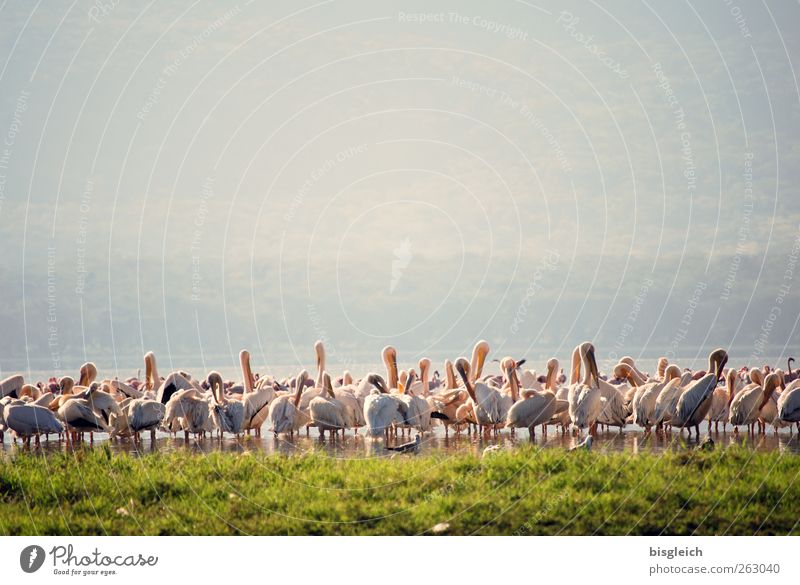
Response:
[1,446,799,535]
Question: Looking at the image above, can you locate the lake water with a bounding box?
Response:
[3,423,799,458]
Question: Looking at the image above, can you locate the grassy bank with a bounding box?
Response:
[1,446,798,535]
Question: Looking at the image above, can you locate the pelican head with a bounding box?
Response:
[579,342,600,388]
[664,364,681,381]
[707,348,728,381]
[470,340,490,381]
[613,363,637,386]
[454,357,471,383]
[760,373,781,409]
[78,362,97,386]
[207,371,224,403]
[382,346,398,388]
[367,373,389,394]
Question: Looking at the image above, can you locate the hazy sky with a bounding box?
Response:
[1,0,798,377]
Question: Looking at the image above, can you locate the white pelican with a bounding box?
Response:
[163,388,212,438]
[567,342,603,434]
[729,372,780,433]
[309,372,347,437]
[363,374,402,438]
[208,371,245,436]
[707,369,741,432]
[58,398,110,442]
[0,375,24,399]
[82,382,122,428]
[454,357,505,433]
[113,398,165,442]
[543,358,571,432]
[76,362,98,388]
[506,357,565,438]
[652,365,685,429]
[5,403,64,443]
[144,352,201,404]
[395,370,434,434]
[268,370,310,436]
[674,348,728,437]
[616,363,665,432]
[428,359,468,436]
[240,350,274,436]
[777,378,800,432]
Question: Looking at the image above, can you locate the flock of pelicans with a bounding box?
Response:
[2,341,800,449]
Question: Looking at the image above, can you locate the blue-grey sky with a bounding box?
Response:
[1,0,799,377]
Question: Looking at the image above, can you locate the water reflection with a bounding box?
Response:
[2,423,799,458]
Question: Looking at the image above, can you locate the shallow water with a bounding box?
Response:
[3,423,799,458]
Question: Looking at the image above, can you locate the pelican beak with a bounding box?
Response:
[588,347,600,388]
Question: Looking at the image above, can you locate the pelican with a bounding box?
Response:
[58,398,110,442]
[543,358,571,432]
[395,370,434,434]
[268,370,310,436]
[707,369,741,432]
[163,388,212,438]
[240,350,275,436]
[363,374,402,438]
[76,362,98,389]
[729,372,780,433]
[454,357,505,433]
[146,352,200,404]
[567,342,603,434]
[430,359,469,435]
[208,371,244,436]
[0,375,24,399]
[777,378,800,432]
[506,357,564,438]
[5,403,64,443]
[309,372,347,437]
[673,348,728,437]
[617,363,665,432]
[82,382,122,427]
[113,398,165,442]
[652,365,684,428]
